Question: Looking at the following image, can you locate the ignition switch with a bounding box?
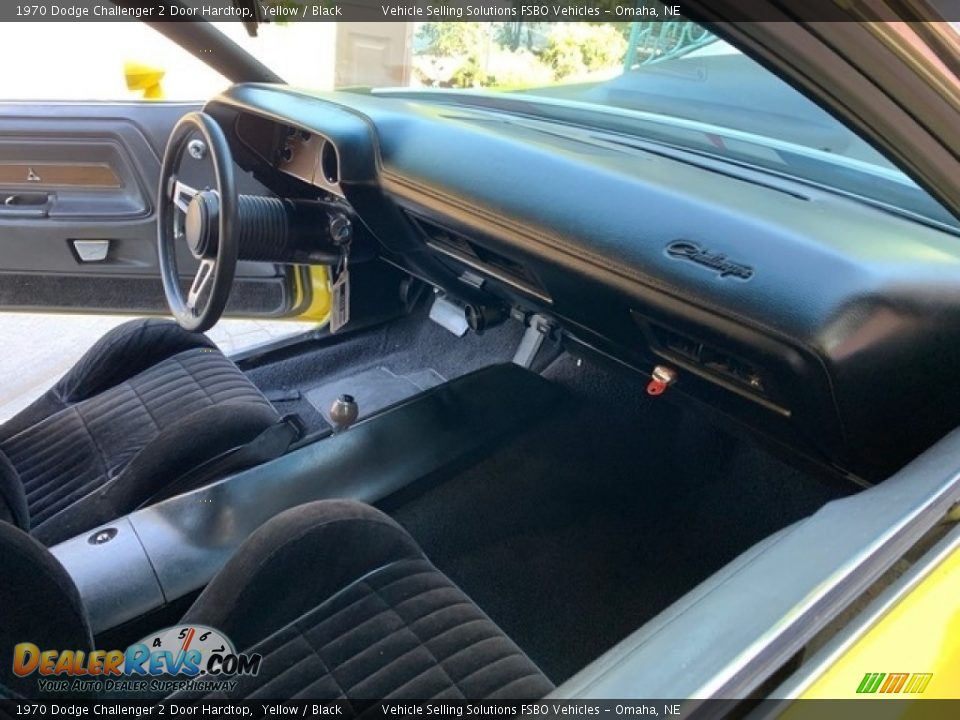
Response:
[646,365,677,396]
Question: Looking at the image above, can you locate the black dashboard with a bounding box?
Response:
[207,83,960,483]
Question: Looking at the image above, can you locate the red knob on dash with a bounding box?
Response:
[646,379,668,396]
[646,365,677,397]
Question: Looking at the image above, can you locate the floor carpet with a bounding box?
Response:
[387,353,853,684]
[244,300,560,435]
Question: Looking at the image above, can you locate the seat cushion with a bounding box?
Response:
[179,501,553,700]
[0,320,281,544]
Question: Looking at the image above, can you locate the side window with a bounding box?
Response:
[0,22,230,101]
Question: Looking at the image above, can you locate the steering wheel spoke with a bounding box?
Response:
[187,259,215,312]
[172,179,199,214]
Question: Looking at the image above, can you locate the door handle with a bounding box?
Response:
[0,192,51,218]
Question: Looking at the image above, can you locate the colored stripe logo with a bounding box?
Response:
[856,672,932,694]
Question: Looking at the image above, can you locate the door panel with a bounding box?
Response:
[0,102,306,317]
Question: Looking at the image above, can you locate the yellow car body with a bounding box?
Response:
[787,526,960,709]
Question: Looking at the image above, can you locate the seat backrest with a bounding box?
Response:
[0,521,92,698]
[0,449,27,531]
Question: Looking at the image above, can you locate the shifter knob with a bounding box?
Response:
[330,394,359,432]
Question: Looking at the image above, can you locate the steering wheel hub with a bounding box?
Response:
[184,191,219,259]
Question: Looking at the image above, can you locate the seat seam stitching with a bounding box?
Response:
[296,622,355,708]
[246,649,316,697]
[18,435,97,488]
[175,355,215,407]
[421,618,494,659]
[369,568,444,596]
[204,519,418,636]
[486,670,545,697]
[126,380,162,435]
[341,622,428,694]
[394,593,473,624]
[359,645,450,698]
[24,464,99,501]
[367,580,467,700]
[295,563,436,649]
[316,605,398,655]
[65,406,110,486]
[453,651,525,688]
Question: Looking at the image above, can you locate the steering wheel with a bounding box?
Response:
[157,112,238,332]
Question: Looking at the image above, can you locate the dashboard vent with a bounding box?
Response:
[644,320,768,397]
[406,213,550,302]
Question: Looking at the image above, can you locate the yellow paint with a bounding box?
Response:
[293,265,332,323]
[781,543,960,717]
[123,62,165,100]
[945,503,960,523]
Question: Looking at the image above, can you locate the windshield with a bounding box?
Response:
[217,13,960,231]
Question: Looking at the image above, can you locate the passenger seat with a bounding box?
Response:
[0,500,554,700]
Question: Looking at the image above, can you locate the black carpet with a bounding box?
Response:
[387,353,853,684]
[244,300,560,434]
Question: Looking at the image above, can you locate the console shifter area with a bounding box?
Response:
[330,394,359,432]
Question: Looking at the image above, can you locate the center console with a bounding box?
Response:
[49,364,561,633]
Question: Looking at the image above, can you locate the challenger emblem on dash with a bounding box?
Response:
[665,240,754,280]
[12,624,261,694]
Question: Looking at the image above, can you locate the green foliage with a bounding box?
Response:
[416,21,628,88]
[417,22,489,57]
[484,48,555,89]
[541,24,628,79]
[540,30,586,79]
[496,21,547,51]
[449,56,494,89]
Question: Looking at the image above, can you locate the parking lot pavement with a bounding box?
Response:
[0,313,318,424]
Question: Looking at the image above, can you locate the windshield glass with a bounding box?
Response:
[216,12,960,231]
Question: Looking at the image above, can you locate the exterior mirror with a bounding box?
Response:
[124,62,165,100]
